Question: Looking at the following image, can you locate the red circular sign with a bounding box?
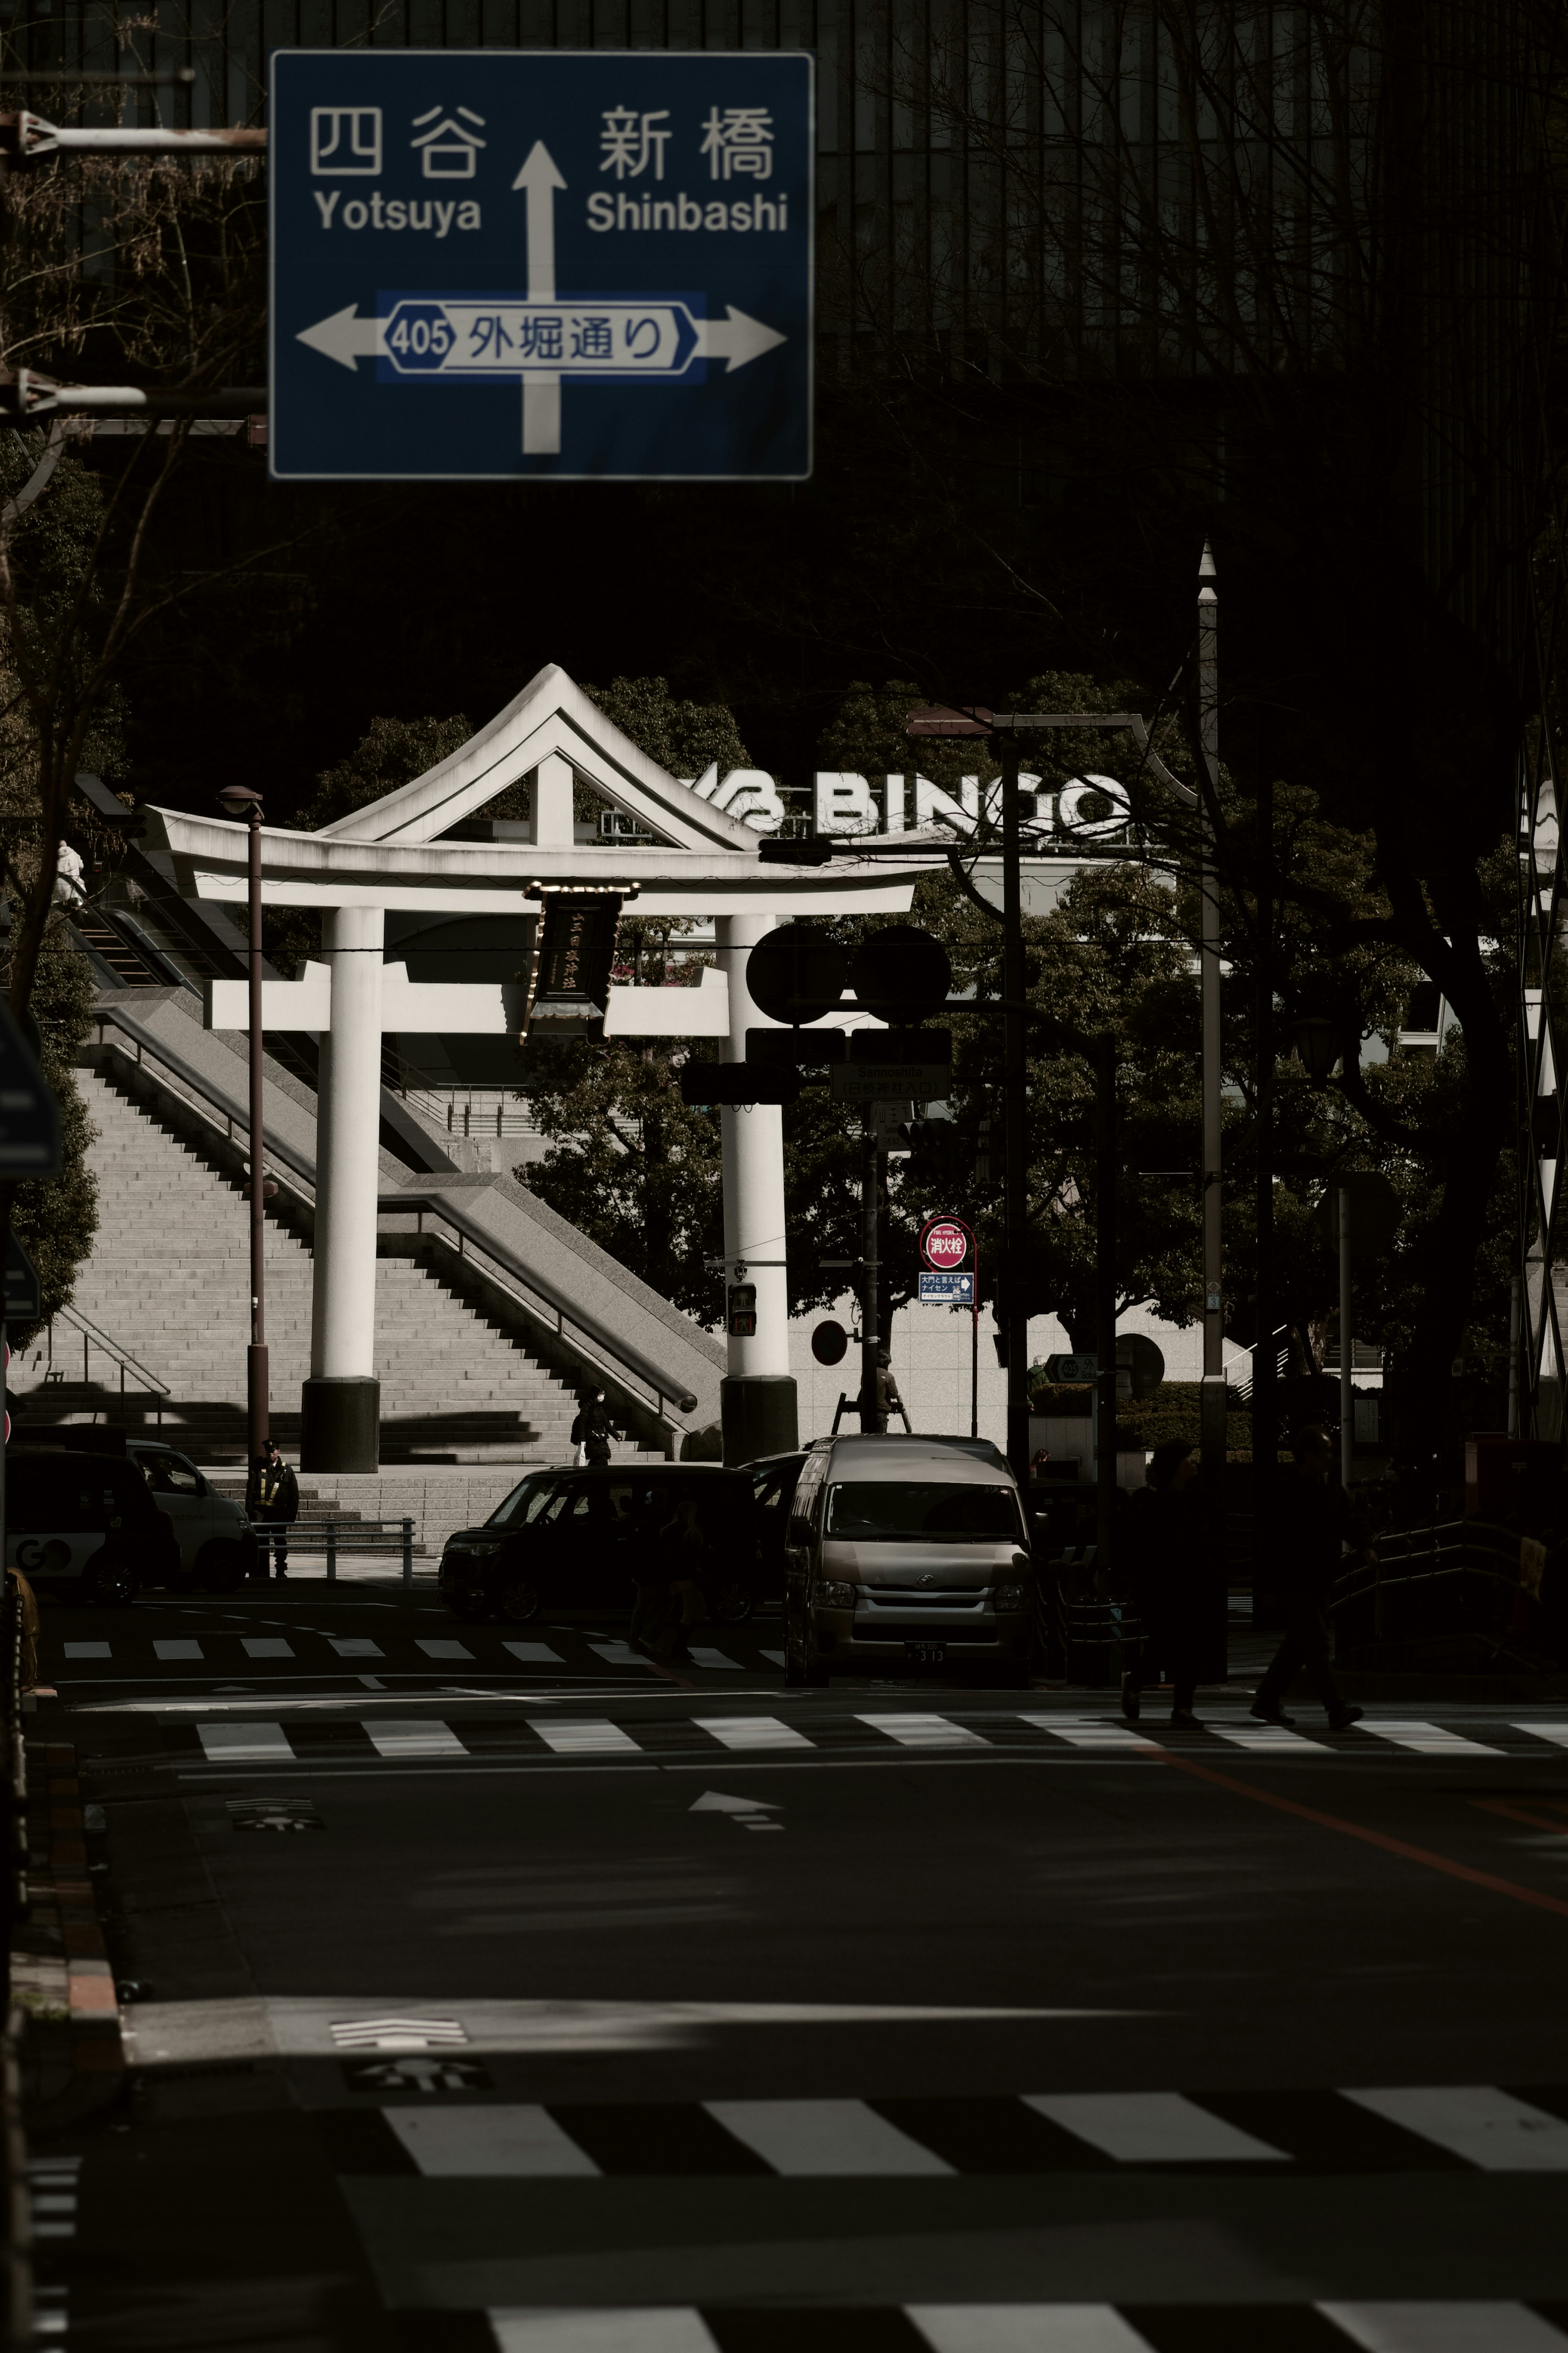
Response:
[921,1219,969,1270]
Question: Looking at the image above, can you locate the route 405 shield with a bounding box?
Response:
[270,49,813,482]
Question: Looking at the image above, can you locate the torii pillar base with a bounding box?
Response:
[301,1377,381,1474]
[721,1374,797,1470]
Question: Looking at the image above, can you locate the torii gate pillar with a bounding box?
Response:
[717,912,798,1466]
[301,906,385,1471]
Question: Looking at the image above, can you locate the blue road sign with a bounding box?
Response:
[269,49,813,482]
[919,1271,975,1305]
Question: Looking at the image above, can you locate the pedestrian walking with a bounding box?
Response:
[1120,1439,1211,1728]
[1250,1424,1373,1729]
[632,1495,710,1663]
[571,1389,613,1467]
[247,1437,300,1580]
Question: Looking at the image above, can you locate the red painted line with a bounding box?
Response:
[1151,1749,1568,1919]
[1470,1798,1568,1836]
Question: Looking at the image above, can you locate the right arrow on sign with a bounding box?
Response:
[691,308,788,372]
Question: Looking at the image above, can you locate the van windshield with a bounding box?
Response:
[825,1481,1022,1543]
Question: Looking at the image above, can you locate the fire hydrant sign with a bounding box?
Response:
[268,50,813,482]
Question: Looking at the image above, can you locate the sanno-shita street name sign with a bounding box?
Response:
[269,49,812,482]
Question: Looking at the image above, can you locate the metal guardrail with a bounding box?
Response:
[91,1003,705,1438]
[1329,1517,1546,1652]
[256,1517,417,1586]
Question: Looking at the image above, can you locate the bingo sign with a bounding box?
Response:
[919,1218,975,1306]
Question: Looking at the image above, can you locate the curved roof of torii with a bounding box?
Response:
[317,661,757,853]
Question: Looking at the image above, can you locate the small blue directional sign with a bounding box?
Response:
[269,49,813,482]
[918,1271,974,1305]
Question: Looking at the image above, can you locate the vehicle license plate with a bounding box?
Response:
[904,1641,947,1665]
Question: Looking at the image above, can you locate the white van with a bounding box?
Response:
[783,1434,1034,1685]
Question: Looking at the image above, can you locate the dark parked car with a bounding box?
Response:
[4,1445,180,1606]
[749,1451,806,1601]
[439,1464,761,1625]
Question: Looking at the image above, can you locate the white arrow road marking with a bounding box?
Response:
[690,305,788,372]
[295,303,384,372]
[690,1789,784,1830]
[513,138,566,453]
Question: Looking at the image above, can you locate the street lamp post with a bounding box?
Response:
[216,785,268,1463]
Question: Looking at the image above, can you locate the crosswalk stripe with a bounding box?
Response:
[589,1640,643,1663]
[760,1649,786,1666]
[527,1718,643,1754]
[1207,1723,1330,1752]
[909,2306,1158,2352]
[328,1637,383,1659]
[1355,1720,1506,1756]
[154,1640,203,1662]
[489,2312,719,2353]
[1340,2085,1568,2171]
[197,1721,292,1761]
[705,2097,954,2175]
[363,1721,467,1759]
[1019,1716,1157,1750]
[1319,2302,1568,2351]
[857,1713,990,1749]
[62,1643,110,1659]
[241,1638,293,1659]
[1514,1723,1568,1748]
[687,1646,743,1669]
[695,1716,815,1751]
[416,1639,473,1661]
[386,2103,599,2176]
[504,1641,563,1663]
[1023,2090,1291,2163]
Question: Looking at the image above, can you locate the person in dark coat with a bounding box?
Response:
[246,1439,299,1580]
[571,1390,613,1467]
[1250,1424,1374,1729]
[1120,1439,1210,1727]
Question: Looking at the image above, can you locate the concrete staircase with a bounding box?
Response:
[15,1062,586,1466]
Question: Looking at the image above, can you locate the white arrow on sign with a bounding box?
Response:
[512,139,565,453]
[296,304,385,372]
[690,308,788,373]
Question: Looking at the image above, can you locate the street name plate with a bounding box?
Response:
[831,1061,951,1101]
[270,50,813,481]
[919,1270,973,1304]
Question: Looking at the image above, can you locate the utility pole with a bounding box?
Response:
[1254,760,1276,1605]
[1091,1038,1118,1578]
[1000,730,1029,1487]
[218,786,268,1463]
[860,1111,884,1433]
[1197,545,1227,1571]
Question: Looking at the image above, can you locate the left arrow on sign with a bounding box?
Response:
[296,305,385,372]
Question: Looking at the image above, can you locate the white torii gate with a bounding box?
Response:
[147,663,940,1471]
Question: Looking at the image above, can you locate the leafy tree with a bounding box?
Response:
[582,677,751,783]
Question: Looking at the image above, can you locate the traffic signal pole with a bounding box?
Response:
[1001,732,1029,1487]
[1197,548,1227,1578]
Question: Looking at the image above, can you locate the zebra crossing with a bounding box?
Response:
[58,1628,777,1673]
[171,1707,1568,1770]
[452,2301,1568,2351]
[321,2081,1568,2179]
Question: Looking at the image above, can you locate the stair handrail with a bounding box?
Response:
[90,1001,704,1425]
[51,1303,172,1396]
[385,1189,702,1417]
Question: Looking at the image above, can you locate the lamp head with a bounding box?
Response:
[1292,1013,1340,1084]
[216,786,263,818]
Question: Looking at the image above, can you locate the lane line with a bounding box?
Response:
[694,1716,815,1751]
[527,1718,644,1754]
[1339,2085,1568,2171]
[1019,1716,1158,1751]
[1148,1749,1568,1918]
[704,2096,954,2175]
[857,1713,991,1749]
[363,1720,467,1759]
[1356,1719,1506,1757]
[385,2103,599,2176]
[490,2313,719,2353]
[910,2308,1158,2353]
[1319,2301,1568,2351]
[1470,1799,1568,1836]
[196,1721,293,1762]
[1022,2089,1291,2163]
